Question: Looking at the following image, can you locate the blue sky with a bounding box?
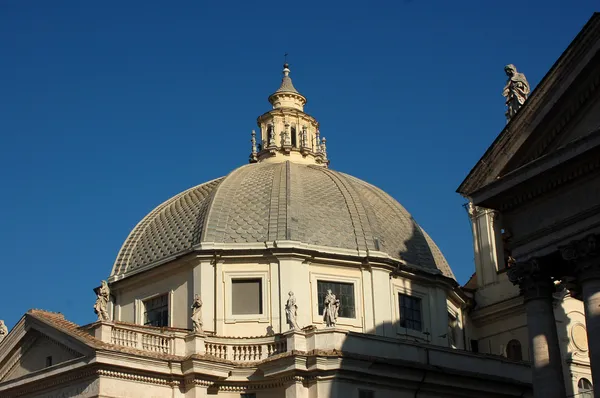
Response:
[0,1,597,329]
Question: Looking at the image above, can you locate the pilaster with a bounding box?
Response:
[507,259,566,398]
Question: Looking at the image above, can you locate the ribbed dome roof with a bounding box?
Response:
[111,162,455,280]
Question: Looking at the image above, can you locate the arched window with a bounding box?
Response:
[506,339,522,361]
[578,378,593,398]
[266,124,274,145]
[291,126,297,147]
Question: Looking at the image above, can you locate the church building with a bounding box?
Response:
[0,12,598,398]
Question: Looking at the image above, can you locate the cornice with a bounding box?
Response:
[470,296,525,326]
[471,130,600,211]
[499,153,600,212]
[257,108,318,124]
[0,365,98,398]
[112,239,458,290]
[524,63,600,166]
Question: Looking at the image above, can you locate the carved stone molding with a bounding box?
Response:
[507,259,555,301]
[560,234,600,282]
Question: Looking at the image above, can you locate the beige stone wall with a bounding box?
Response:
[116,262,192,328]
[112,253,459,346]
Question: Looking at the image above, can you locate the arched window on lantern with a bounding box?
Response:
[291,125,297,147]
[506,339,522,361]
[578,378,593,398]
[266,124,274,146]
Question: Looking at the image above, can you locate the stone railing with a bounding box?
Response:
[90,322,286,362]
[109,325,173,354]
[204,336,286,362]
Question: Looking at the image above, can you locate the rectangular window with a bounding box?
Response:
[232,279,263,315]
[448,312,457,347]
[358,390,374,398]
[143,294,169,327]
[399,294,422,331]
[45,356,53,367]
[317,280,355,318]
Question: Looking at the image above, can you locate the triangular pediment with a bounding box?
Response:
[498,62,600,178]
[458,13,600,196]
[0,314,92,384]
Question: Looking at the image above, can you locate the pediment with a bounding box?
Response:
[458,14,600,197]
[498,60,600,177]
[0,315,92,384]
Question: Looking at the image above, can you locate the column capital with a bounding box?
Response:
[507,259,555,301]
[560,234,600,282]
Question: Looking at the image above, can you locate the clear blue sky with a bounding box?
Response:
[0,1,597,329]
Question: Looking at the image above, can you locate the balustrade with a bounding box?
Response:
[103,323,287,362]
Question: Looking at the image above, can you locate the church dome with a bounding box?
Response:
[110,161,455,281]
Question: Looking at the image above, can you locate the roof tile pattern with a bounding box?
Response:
[112,162,454,279]
[274,76,299,94]
[204,164,277,243]
[292,163,358,249]
[112,179,222,276]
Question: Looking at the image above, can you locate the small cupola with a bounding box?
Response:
[267,63,307,112]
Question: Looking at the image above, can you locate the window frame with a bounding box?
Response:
[578,378,593,398]
[399,294,423,332]
[506,339,523,361]
[135,291,173,327]
[231,278,264,316]
[224,270,269,323]
[317,280,357,319]
[392,283,430,340]
[310,272,362,328]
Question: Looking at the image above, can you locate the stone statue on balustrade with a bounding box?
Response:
[93,280,111,322]
[285,291,300,330]
[323,289,340,327]
[503,64,530,122]
[0,320,8,343]
[191,294,203,333]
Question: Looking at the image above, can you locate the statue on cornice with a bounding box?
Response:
[94,280,111,322]
[323,289,340,327]
[503,64,530,122]
[0,320,8,343]
[191,294,203,333]
[285,291,300,330]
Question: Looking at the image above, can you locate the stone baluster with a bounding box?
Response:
[560,235,600,396]
[507,259,566,398]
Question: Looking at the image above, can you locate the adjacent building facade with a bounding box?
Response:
[459,12,600,398]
